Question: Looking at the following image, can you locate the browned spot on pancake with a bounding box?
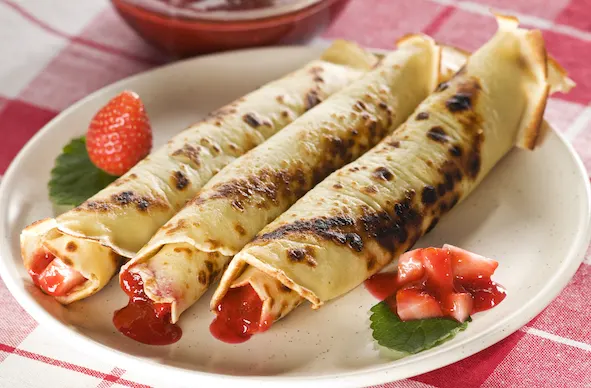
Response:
[416,112,429,120]
[372,166,393,181]
[62,257,73,266]
[129,173,137,179]
[173,246,193,255]
[232,200,244,211]
[257,215,364,252]
[388,140,400,148]
[287,246,317,267]
[378,101,389,110]
[198,271,207,285]
[165,219,187,235]
[439,202,448,213]
[333,183,343,189]
[281,110,290,119]
[172,171,190,190]
[83,201,111,212]
[107,191,166,212]
[276,95,285,103]
[357,101,367,110]
[309,65,324,76]
[306,90,321,110]
[65,241,77,252]
[436,82,449,92]
[214,120,222,127]
[362,185,378,194]
[243,113,261,128]
[206,239,220,249]
[205,260,214,273]
[446,93,472,112]
[234,223,246,236]
[450,144,462,157]
[427,126,448,143]
[171,144,201,167]
[209,106,237,118]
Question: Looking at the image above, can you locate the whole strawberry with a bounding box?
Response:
[86,91,152,176]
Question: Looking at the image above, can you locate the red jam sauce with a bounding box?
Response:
[113,271,181,345]
[28,250,56,286]
[210,284,269,344]
[29,250,86,297]
[365,247,506,322]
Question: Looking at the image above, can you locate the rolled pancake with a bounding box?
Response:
[211,15,573,335]
[120,35,440,325]
[20,40,377,304]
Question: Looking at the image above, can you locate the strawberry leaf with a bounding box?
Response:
[370,301,470,357]
[48,137,118,207]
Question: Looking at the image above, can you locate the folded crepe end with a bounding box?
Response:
[396,34,441,93]
[320,39,378,70]
[212,251,322,313]
[488,12,573,150]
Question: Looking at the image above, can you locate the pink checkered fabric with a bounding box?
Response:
[0,0,589,387]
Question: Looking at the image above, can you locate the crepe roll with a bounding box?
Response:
[115,35,440,344]
[20,40,377,304]
[211,15,573,342]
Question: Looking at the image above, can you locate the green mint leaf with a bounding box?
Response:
[48,137,118,207]
[370,301,470,357]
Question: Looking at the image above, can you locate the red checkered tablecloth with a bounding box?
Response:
[0,0,590,387]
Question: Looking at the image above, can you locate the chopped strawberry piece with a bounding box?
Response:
[37,259,86,297]
[396,288,443,321]
[444,244,498,282]
[443,292,473,322]
[28,250,56,286]
[397,250,425,285]
[422,248,454,296]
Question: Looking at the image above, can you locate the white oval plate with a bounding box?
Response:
[0,46,590,388]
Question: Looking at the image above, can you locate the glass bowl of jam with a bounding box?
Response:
[111,0,351,57]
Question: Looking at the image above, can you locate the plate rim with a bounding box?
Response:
[0,45,589,388]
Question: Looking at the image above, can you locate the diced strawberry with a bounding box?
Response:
[443,292,473,323]
[396,288,443,321]
[37,259,86,297]
[444,244,498,282]
[397,250,425,285]
[422,248,454,295]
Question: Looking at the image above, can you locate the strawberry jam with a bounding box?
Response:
[364,272,399,300]
[365,246,506,322]
[209,284,268,344]
[29,250,86,296]
[28,250,56,286]
[113,271,181,345]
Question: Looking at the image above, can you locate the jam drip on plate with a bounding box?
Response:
[113,271,182,345]
[210,284,271,344]
[365,246,506,322]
